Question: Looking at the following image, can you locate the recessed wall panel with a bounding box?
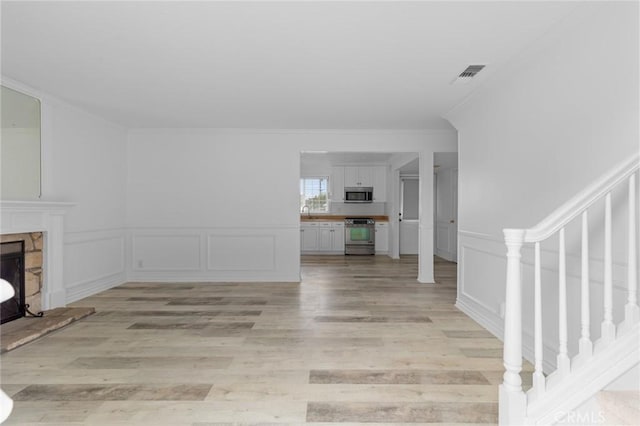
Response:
[133,234,201,270]
[208,235,275,271]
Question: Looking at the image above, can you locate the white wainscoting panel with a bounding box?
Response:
[127,227,299,282]
[457,230,633,374]
[65,229,126,303]
[132,233,201,271]
[457,232,506,332]
[208,234,275,271]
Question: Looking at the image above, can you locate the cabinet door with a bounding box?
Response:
[345,166,373,187]
[330,167,345,201]
[375,222,389,252]
[332,223,345,251]
[357,167,374,187]
[344,167,359,187]
[372,166,387,202]
[301,225,318,251]
[317,224,333,251]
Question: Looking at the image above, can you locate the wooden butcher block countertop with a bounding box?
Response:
[300,215,389,222]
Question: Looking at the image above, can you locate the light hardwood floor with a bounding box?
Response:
[1,255,511,425]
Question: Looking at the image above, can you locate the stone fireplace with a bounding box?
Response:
[0,201,73,311]
[1,232,44,323]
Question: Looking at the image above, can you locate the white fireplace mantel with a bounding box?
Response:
[0,200,74,309]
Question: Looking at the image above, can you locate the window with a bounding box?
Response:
[300,177,329,213]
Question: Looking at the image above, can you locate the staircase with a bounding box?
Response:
[499,154,640,425]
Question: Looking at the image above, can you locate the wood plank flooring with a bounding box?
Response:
[1,255,511,425]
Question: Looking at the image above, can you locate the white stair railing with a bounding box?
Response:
[499,153,640,425]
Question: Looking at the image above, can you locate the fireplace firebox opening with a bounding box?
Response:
[1,240,43,324]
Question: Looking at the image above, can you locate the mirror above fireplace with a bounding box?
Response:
[1,85,41,200]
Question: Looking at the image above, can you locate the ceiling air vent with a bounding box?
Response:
[451,64,486,85]
[459,65,485,78]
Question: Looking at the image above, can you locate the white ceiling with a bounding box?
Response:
[1,1,578,129]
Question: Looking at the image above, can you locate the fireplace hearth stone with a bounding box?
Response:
[0,307,94,353]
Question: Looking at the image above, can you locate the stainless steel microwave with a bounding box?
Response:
[344,187,373,203]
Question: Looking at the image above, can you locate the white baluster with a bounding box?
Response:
[557,228,570,377]
[576,211,593,364]
[601,192,616,344]
[530,242,545,398]
[621,173,639,333]
[499,229,526,425]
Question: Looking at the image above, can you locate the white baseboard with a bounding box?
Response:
[455,295,504,341]
[126,272,300,283]
[66,272,125,304]
[64,229,126,304]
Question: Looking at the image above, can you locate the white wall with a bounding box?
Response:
[446,2,639,370]
[33,90,127,303]
[1,78,129,304]
[126,129,457,283]
[43,97,128,303]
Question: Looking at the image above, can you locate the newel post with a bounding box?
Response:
[499,229,527,425]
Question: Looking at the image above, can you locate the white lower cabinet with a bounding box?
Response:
[331,222,345,251]
[301,221,345,253]
[300,223,318,251]
[317,224,333,251]
[375,222,389,253]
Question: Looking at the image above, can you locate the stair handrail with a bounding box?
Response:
[499,152,640,425]
[525,153,639,243]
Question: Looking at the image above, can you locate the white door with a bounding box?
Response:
[434,167,458,262]
[452,170,458,260]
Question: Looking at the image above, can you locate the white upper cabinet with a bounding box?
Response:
[344,166,373,187]
[332,166,387,202]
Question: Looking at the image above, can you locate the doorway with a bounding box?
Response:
[434,153,458,262]
[399,176,419,254]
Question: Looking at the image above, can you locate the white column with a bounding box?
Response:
[417,152,434,283]
[499,228,526,425]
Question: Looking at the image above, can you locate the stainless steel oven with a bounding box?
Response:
[344,218,375,255]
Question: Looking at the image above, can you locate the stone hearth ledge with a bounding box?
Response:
[0,307,95,353]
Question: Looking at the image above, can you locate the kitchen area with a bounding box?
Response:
[300,153,394,256]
